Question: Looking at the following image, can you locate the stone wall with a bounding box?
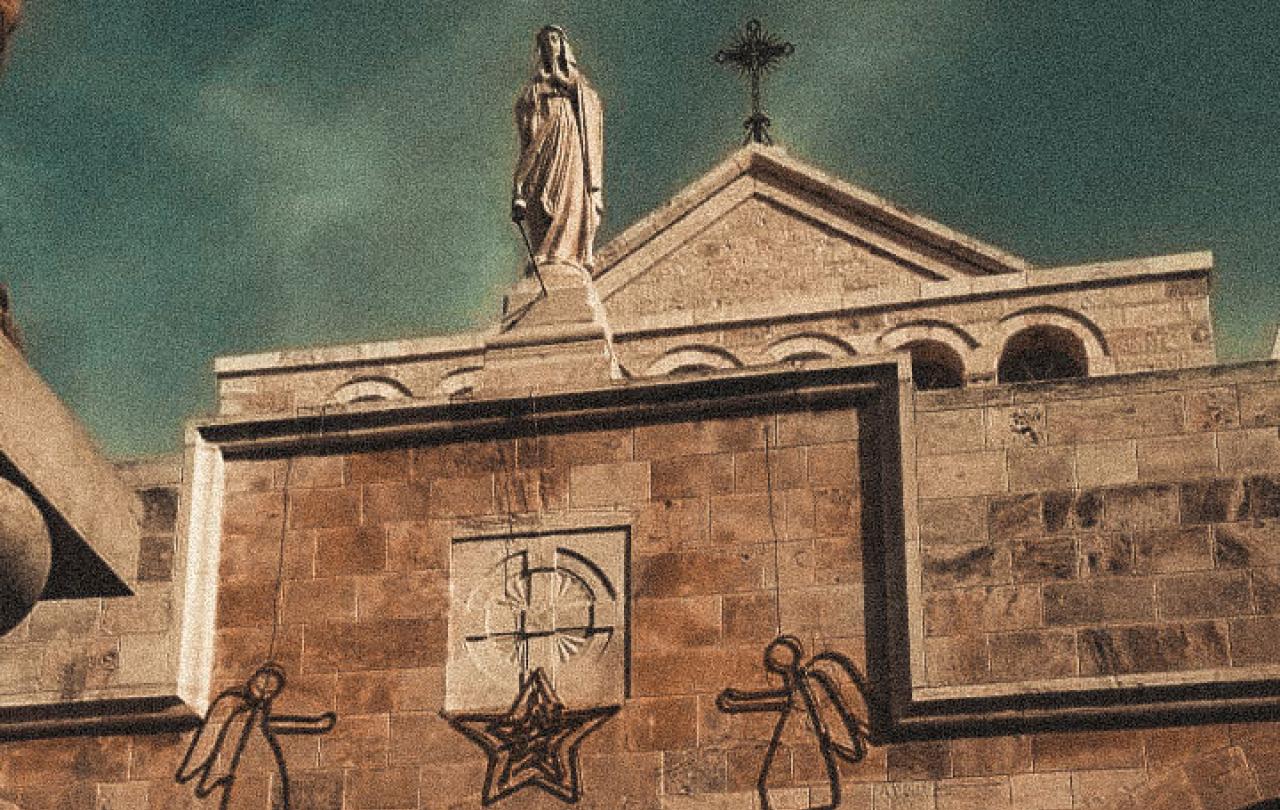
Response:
[5,365,1280,808]
[612,270,1215,383]
[213,264,1217,422]
[914,362,1280,695]
[0,456,180,712]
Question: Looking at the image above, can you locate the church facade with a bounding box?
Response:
[1,143,1280,809]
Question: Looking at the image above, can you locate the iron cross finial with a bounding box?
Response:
[715,19,795,146]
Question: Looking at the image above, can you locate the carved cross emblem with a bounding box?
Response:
[466,548,616,676]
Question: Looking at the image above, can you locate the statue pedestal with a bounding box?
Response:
[501,261,608,331]
[481,260,620,394]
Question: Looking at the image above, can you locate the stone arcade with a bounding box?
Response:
[4,26,1280,810]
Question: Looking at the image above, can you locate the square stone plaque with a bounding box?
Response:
[446,524,628,711]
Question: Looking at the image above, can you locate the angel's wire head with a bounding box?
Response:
[248,664,287,701]
[764,635,803,674]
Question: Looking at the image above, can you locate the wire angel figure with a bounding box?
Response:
[717,635,871,810]
[176,663,337,810]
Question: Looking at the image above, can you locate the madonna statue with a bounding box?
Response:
[512,25,604,268]
[0,0,21,62]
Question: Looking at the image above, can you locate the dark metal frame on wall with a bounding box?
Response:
[199,358,907,727]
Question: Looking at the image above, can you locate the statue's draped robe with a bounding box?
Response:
[0,0,20,60]
[514,73,603,267]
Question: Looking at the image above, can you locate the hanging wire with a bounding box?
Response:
[267,458,292,663]
[499,400,522,676]
[179,404,338,810]
[267,404,327,662]
[762,423,783,636]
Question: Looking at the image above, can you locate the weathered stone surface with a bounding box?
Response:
[950,735,1032,777]
[1251,567,1280,614]
[288,486,361,529]
[571,461,650,507]
[1044,490,1101,534]
[1078,533,1134,578]
[924,635,988,685]
[1136,433,1217,481]
[634,597,721,651]
[988,630,1076,681]
[917,409,985,457]
[1047,392,1184,444]
[1213,522,1280,569]
[135,535,174,582]
[886,741,952,781]
[1218,428,1280,474]
[1180,479,1242,525]
[1008,446,1074,493]
[1240,475,1280,521]
[1030,730,1144,772]
[1078,622,1229,675]
[429,474,496,517]
[919,497,988,545]
[634,418,762,459]
[662,748,728,796]
[709,493,773,546]
[633,497,708,552]
[985,405,1046,449]
[305,619,444,671]
[1101,484,1179,531]
[1043,579,1155,626]
[1240,383,1280,428]
[518,429,632,469]
[634,550,762,598]
[315,525,386,576]
[1133,526,1212,574]
[1011,537,1076,582]
[988,494,1043,541]
[608,195,932,318]
[1156,571,1252,619]
[1075,440,1138,488]
[1228,615,1280,666]
[363,482,432,524]
[805,442,858,488]
[922,543,1007,590]
[918,451,1007,499]
[923,585,1040,637]
[1185,387,1240,432]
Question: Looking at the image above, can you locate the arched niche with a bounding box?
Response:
[645,346,743,377]
[987,306,1113,382]
[437,367,482,399]
[877,320,977,388]
[997,324,1089,384]
[329,376,413,405]
[765,333,856,366]
[901,339,965,390]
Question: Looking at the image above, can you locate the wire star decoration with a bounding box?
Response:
[442,668,619,805]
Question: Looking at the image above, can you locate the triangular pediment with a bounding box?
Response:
[595,145,1029,320]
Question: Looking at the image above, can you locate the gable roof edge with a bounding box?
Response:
[591,144,1032,285]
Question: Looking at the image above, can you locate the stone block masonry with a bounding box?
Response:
[915,361,1280,697]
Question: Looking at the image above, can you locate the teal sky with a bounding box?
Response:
[1,1,1277,457]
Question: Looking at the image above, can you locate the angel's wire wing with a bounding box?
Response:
[268,711,338,735]
[175,688,256,798]
[803,652,870,764]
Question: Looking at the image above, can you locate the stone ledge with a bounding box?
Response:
[200,354,906,452]
[608,250,1210,341]
[213,330,487,377]
[915,359,1280,411]
[0,693,197,741]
